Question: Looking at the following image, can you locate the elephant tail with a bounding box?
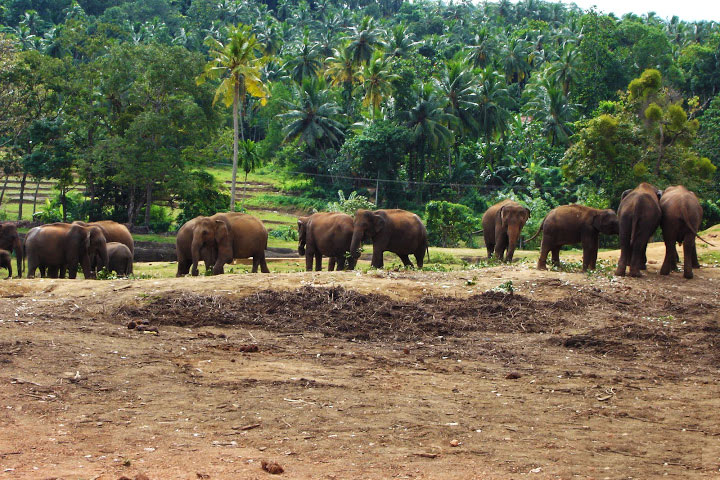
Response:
[679,203,716,246]
[426,243,430,263]
[525,218,545,243]
[629,214,640,246]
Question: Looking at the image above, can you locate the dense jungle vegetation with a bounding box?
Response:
[1,0,719,245]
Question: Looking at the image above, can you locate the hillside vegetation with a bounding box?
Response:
[1,0,720,247]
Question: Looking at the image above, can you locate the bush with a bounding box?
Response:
[268,225,299,241]
[136,205,173,233]
[425,201,481,248]
[326,190,375,215]
[175,171,230,227]
[246,194,326,212]
[33,191,85,223]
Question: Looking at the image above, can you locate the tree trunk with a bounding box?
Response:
[32,181,40,217]
[17,172,27,221]
[0,175,8,206]
[61,187,67,222]
[230,78,240,212]
[242,171,249,209]
[144,182,152,228]
[655,125,664,176]
[127,186,136,226]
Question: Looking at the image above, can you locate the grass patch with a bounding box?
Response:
[245,194,326,213]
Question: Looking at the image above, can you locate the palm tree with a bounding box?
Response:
[502,37,531,86]
[476,67,512,142]
[285,36,323,83]
[326,45,362,114]
[400,83,456,189]
[278,77,345,151]
[524,77,577,146]
[360,52,399,119]
[347,16,384,65]
[436,60,479,138]
[197,24,268,211]
[385,24,417,58]
[466,28,494,68]
[547,43,580,96]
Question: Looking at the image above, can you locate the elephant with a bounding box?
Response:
[527,204,619,271]
[24,223,108,279]
[659,185,707,279]
[349,209,428,269]
[615,182,662,277]
[103,242,134,276]
[0,222,23,277]
[74,220,134,257]
[176,212,269,276]
[297,212,356,271]
[482,200,530,262]
[0,249,11,278]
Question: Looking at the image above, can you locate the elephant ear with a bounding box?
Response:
[620,189,633,202]
[522,207,530,222]
[591,212,605,231]
[371,212,386,235]
[497,205,507,226]
[214,220,229,243]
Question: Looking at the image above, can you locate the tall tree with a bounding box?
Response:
[197,24,268,211]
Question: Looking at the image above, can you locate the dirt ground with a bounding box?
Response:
[1,239,720,479]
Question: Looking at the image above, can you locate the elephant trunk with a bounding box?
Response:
[212,240,233,275]
[14,235,22,277]
[349,228,364,259]
[80,252,93,279]
[191,236,203,276]
[97,245,109,273]
[506,224,521,262]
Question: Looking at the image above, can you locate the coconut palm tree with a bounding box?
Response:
[285,35,323,84]
[502,37,532,86]
[547,43,580,96]
[466,28,494,68]
[360,52,399,119]
[326,45,362,114]
[347,16,384,66]
[476,67,512,142]
[278,77,345,151]
[196,24,268,211]
[524,77,577,146]
[436,60,479,138]
[385,23,417,58]
[239,139,261,208]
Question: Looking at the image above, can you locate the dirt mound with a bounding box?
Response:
[115,286,583,341]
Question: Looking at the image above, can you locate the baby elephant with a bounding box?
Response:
[104,242,133,276]
[0,249,11,279]
[530,204,619,271]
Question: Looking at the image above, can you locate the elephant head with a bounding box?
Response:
[350,209,385,259]
[68,225,107,279]
[297,216,309,256]
[497,203,530,261]
[191,217,231,276]
[593,209,619,235]
[0,222,22,277]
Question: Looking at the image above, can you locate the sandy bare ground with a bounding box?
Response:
[1,240,720,479]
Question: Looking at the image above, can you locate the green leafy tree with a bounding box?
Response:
[425,201,481,247]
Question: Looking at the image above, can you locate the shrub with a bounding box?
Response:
[33,191,85,223]
[175,171,230,227]
[326,190,375,215]
[269,225,299,241]
[425,201,481,248]
[136,205,173,233]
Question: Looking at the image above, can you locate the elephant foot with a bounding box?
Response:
[614,267,625,277]
[659,265,671,275]
[537,264,547,271]
[692,262,701,269]
[684,270,694,280]
[628,269,642,278]
[191,270,199,277]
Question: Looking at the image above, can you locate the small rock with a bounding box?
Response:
[403,348,410,354]
[127,321,137,329]
[261,460,284,474]
[196,473,210,479]
[239,344,259,353]
[449,439,460,447]
[505,372,522,379]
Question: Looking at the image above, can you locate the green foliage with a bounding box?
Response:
[33,191,85,223]
[425,201,481,248]
[137,205,173,233]
[175,171,230,227]
[268,225,299,241]
[326,190,375,215]
[628,68,662,100]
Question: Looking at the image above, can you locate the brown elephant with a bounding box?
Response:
[24,223,108,279]
[0,222,23,277]
[297,212,356,271]
[104,242,134,276]
[528,204,619,271]
[176,212,269,276]
[659,185,707,279]
[349,209,428,269]
[0,249,11,278]
[482,200,530,262]
[615,182,662,277]
[74,220,134,257]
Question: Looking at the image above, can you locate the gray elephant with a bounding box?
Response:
[0,222,23,277]
[103,242,134,276]
[482,200,530,262]
[349,209,428,269]
[0,249,11,278]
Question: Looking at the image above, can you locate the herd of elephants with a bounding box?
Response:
[0,182,711,281]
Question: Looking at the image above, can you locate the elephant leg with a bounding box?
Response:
[551,248,561,266]
[537,239,551,270]
[691,243,700,269]
[371,244,384,269]
[176,258,191,277]
[314,252,322,272]
[415,248,425,268]
[39,265,46,278]
[257,251,270,273]
[486,242,494,259]
[582,235,599,271]
[59,265,67,278]
[494,234,508,262]
[660,234,676,276]
[47,266,59,279]
[336,256,346,271]
[328,256,336,271]
[682,234,695,279]
[305,247,314,271]
[629,236,649,277]
[399,254,414,268]
[26,257,37,279]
